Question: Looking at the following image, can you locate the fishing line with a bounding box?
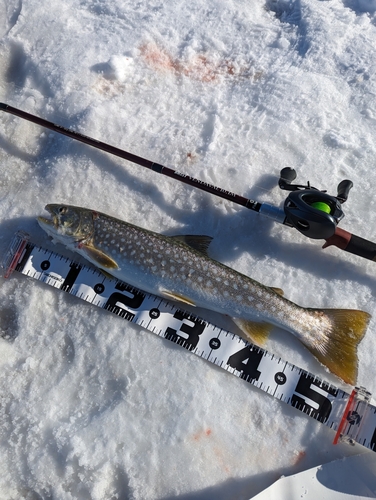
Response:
[3,231,376,452]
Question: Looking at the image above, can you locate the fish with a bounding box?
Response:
[38,204,371,385]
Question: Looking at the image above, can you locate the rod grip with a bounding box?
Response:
[323,227,376,261]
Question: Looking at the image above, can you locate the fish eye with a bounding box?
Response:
[58,207,68,215]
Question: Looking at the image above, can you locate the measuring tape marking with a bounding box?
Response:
[3,232,376,452]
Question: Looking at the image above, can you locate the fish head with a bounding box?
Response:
[38,204,95,245]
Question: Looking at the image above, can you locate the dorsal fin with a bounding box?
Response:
[170,235,213,255]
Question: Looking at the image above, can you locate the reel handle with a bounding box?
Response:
[279,167,297,189]
[337,180,353,203]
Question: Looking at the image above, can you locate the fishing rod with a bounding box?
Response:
[1,102,376,263]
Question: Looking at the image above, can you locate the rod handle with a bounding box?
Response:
[323,227,376,261]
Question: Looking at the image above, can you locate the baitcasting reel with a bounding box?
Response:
[279,167,353,240]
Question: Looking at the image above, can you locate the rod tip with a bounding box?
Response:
[0,102,8,111]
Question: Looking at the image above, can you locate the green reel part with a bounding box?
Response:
[310,201,332,214]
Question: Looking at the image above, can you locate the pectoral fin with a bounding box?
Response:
[161,289,196,307]
[232,318,273,346]
[78,243,119,270]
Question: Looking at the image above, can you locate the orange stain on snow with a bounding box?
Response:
[191,428,231,474]
[292,450,306,466]
[140,42,176,73]
[140,42,263,83]
[193,428,212,441]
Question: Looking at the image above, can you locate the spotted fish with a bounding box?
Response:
[38,204,371,385]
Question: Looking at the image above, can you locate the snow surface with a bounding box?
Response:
[1,0,376,498]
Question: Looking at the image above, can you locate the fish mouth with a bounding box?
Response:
[37,205,58,230]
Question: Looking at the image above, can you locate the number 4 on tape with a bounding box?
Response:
[3,231,376,452]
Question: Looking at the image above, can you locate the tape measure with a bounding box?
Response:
[3,231,376,452]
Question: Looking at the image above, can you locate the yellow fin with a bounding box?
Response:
[232,318,273,346]
[79,243,119,270]
[305,308,371,385]
[161,290,196,307]
[269,287,284,296]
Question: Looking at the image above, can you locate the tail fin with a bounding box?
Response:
[305,309,370,385]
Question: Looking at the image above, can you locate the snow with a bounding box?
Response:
[1,0,376,498]
[253,453,376,500]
